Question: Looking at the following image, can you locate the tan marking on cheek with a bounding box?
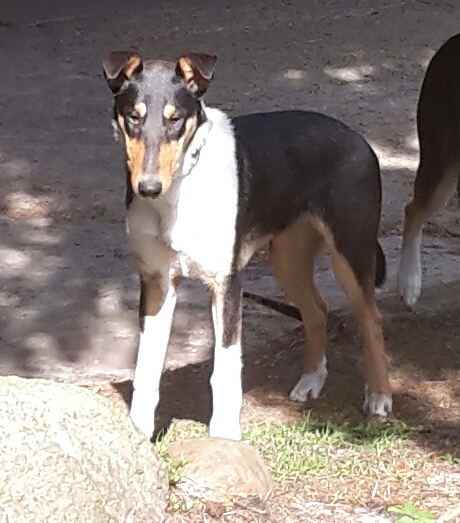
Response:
[157,141,180,192]
[134,102,147,118]
[117,115,145,192]
[157,116,198,192]
[163,104,177,119]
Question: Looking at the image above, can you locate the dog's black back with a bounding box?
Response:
[234,110,384,288]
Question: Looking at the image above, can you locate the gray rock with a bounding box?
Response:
[0,376,168,523]
[167,437,273,502]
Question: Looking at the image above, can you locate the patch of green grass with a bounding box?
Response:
[155,414,425,484]
[387,504,435,522]
[167,491,194,512]
[441,452,460,465]
[161,420,208,442]
[155,438,188,486]
[244,413,423,482]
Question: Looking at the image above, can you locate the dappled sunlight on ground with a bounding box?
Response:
[2,1,460,519]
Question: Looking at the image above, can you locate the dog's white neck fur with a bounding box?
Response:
[181,102,214,177]
[128,105,239,277]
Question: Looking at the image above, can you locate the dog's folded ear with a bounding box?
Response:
[176,53,217,96]
[102,51,143,93]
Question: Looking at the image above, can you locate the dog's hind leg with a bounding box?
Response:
[270,217,329,403]
[317,222,392,417]
[398,159,459,306]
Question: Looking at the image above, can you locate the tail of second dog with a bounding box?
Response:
[398,33,460,306]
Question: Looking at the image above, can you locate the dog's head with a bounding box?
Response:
[103,51,217,199]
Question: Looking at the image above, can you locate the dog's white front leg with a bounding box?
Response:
[130,276,177,440]
[209,274,244,441]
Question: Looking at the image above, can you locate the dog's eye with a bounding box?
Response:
[127,113,142,124]
[169,112,183,123]
[164,113,185,139]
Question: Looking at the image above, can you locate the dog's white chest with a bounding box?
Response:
[170,161,238,275]
[127,107,239,279]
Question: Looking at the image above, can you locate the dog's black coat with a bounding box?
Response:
[233,110,384,288]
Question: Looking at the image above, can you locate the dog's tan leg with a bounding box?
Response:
[270,217,329,402]
[327,240,392,416]
[398,162,458,306]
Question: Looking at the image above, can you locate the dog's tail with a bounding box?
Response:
[375,241,386,288]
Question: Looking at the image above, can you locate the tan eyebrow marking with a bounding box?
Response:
[134,102,147,118]
[163,103,177,119]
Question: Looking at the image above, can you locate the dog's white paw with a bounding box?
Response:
[397,267,422,307]
[209,418,242,441]
[398,240,422,307]
[289,357,328,402]
[130,392,156,440]
[363,388,393,417]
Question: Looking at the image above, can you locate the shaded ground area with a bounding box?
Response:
[2,0,460,520]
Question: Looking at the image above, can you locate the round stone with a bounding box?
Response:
[167,437,273,501]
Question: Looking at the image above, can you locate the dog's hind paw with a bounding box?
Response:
[397,272,422,307]
[289,357,328,402]
[397,250,422,307]
[363,389,393,417]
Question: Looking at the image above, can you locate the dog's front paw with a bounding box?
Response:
[289,358,328,402]
[209,417,242,441]
[363,388,393,417]
[130,393,156,440]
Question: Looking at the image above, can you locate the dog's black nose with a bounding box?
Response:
[138,180,162,198]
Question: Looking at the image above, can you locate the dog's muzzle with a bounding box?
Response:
[137,179,162,199]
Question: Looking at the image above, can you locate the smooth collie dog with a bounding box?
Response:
[102,50,392,441]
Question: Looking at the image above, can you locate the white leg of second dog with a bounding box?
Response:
[398,231,422,307]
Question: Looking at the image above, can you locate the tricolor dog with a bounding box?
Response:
[399,33,460,306]
[102,50,392,441]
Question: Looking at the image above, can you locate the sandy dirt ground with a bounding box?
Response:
[1,0,460,485]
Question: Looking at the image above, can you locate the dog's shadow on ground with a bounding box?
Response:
[112,362,213,431]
